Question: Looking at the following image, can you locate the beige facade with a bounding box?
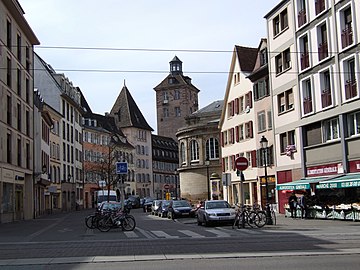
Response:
[177,101,223,203]
[219,46,258,206]
[0,0,39,223]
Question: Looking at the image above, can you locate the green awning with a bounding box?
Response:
[276,177,327,191]
[316,173,360,189]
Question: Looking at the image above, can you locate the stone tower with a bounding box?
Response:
[154,56,200,140]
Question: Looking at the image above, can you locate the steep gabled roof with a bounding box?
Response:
[110,85,153,131]
[235,45,258,72]
[219,44,258,128]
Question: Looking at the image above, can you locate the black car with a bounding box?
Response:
[127,196,141,209]
[167,200,194,219]
[142,197,154,212]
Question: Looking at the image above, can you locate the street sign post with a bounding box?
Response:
[234,156,249,171]
[116,162,128,174]
[234,157,249,225]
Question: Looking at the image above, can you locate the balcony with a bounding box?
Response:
[315,0,325,15]
[298,9,307,27]
[341,26,353,49]
[318,42,328,61]
[301,52,310,70]
[345,80,357,100]
[303,97,313,114]
[321,88,332,108]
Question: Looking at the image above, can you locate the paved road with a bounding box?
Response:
[0,208,359,267]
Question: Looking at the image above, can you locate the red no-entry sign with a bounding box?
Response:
[234,156,249,171]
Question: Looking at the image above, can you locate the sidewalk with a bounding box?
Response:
[271,214,359,229]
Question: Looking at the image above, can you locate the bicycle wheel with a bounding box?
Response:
[246,211,257,228]
[97,216,112,232]
[237,213,245,229]
[271,211,277,225]
[122,215,136,231]
[85,215,95,229]
[232,214,239,229]
[254,211,266,228]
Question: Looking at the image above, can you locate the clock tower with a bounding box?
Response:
[154,56,200,140]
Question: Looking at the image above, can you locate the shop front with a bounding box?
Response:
[276,173,360,221]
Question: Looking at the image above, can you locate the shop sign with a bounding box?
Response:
[307,163,340,177]
[277,183,309,190]
[316,180,360,189]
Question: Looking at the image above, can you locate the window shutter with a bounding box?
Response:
[251,150,257,167]
[235,98,239,114]
[232,155,236,170]
[253,84,258,101]
[248,91,253,108]
[231,128,235,144]
[235,126,239,142]
[231,100,235,116]
[222,158,225,172]
[249,121,253,138]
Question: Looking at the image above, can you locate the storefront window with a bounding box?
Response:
[2,183,14,212]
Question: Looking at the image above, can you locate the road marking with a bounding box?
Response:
[151,231,179,238]
[135,228,156,239]
[178,230,205,238]
[124,231,138,238]
[205,229,231,238]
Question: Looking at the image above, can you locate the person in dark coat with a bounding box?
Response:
[288,192,298,218]
[298,193,307,219]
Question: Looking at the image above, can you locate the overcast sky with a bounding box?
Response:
[20,0,279,133]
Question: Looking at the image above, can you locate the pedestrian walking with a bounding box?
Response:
[288,192,298,218]
[298,193,307,219]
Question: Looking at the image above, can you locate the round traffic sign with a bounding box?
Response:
[234,156,249,171]
[163,184,170,189]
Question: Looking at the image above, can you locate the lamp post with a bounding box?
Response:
[174,169,178,200]
[205,157,210,200]
[260,135,273,225]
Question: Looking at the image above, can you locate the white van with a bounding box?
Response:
[96,190,117,207]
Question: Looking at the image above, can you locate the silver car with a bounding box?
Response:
[197,200,236,226]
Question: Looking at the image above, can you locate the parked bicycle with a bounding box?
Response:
[85,201,132,230]
[97,207,136,232]
[232,204,266,229]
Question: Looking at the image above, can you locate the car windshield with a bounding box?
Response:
[145,198,153,203]
[162,200,171,206]
[173,201,190,208]
[206,201,230,209]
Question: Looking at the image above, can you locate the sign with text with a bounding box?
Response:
[306,163,341,177]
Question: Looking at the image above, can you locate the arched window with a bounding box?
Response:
[206,138,219,160]
[180,142,186,164]
[190,140,199,161]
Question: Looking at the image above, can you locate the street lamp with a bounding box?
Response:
[205,157,210,200]
[260,135,273,225]
[174,169,178,200]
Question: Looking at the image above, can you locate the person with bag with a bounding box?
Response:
[288,192,298,218]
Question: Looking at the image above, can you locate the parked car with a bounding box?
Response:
[196,200,236,226]
[158,200,171,217]
[151,200,162,215]
[127,195,141,208]
[143,197,154,212]
[167,200,193,219]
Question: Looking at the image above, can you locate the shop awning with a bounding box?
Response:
[316,173,360,189]
[276,177,327,190]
